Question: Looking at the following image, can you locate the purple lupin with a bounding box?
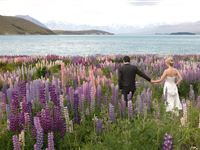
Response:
[114,85,119,106]
[40,107,53,133]
[197,96,200,109]
[49,85,59,106]
[104,94,108,105]
[53,106,66,137]
[109,103,115,122]
[189,84,195,100]
[96,85,101,108]
[128,100,133,119]
[9,112,20,132]
[95,118,103,135]
[24,112,31,130]
[111,84,115,105]
[34,117,44,150]
[139,94,144,114]
[162,133,173,150]
[39,84,46,105]
[12,135,21,150]
[19,81,26,100]
[11,90,19,113]
[73,91,80,124]
[146,88,152,110]
[90,86,95,113]
[119,95,126,117]
[47,132,54,150]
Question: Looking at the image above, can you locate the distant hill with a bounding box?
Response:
[129,21,200,35]
[170,32,196,35]
[46,20,200,34]
[0,15,54,35]
[16,15,48,29]
[53,30,114,35]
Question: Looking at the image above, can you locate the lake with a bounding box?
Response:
[0,35,200,56]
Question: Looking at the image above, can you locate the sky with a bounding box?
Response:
[0,0,200,26]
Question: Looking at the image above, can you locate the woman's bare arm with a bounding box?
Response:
[176,69,182,85]
[151,70,167,84]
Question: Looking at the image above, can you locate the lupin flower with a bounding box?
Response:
[114,85,119,106]
[1,92,7,113]
[34,117,44,150]
[68,120,74,133]
[127,91,132,101]
[197,96,200,109]
[90,85,96,113]
[162,133,173,150]
[39,84,46,105]
[189,84,195,100]
[9,112,20,132]
[19,81,26,99]
[19,130,25,148]
[12,135,21,150]
[40,107,53,133]
[109,103,115,122]
[111,84,115,105]
[128,100,133,119]
[47,132,54,150]
[73,91,80,124]
[68,87,74,107]
[198,113,200,128]
[53,106,66,136]
[49,85,59,106]
[104,94,108,105]
[64,106,71,133]
[24,113,31,128]
[11,90,19,113]
[139,94,144,114]
[95,118,103,135]
[146,88,152,110]
[119,95,126,117]
[59,94,64,108]
[96,85,101,108]
[79,94,85,112]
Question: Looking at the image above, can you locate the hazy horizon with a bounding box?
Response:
[0,0,200,27]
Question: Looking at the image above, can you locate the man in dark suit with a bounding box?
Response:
[118,56,151,106]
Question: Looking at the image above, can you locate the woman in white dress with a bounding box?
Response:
[151,57,183,112]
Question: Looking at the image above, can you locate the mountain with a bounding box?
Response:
[0,15,54,35]
[16,15,48,29]
[45,21,136,34]
[138,22,200,35]
[53,29,113,35]
[45,21,200,34]
[169,32,196,35]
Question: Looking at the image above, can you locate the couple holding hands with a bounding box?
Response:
[118,56,182,112]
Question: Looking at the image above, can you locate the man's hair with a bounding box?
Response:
[123,56,130,62]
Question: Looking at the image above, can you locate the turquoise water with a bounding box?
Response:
[0,35,200,56]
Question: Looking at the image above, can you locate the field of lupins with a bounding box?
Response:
[0,55,200,150]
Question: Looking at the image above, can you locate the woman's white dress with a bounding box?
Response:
[163,76,182,112]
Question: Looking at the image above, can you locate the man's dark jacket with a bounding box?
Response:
[118,63,151,91]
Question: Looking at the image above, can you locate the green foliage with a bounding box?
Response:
[33,66,51,79]
[24,131,36,150]
[49,64,61,74]
[193,82,200,98]
[63,59,71,65]
[179,81,190,98]
[102,67,111,78]
[0,62,20,72]
[0,79,3,91]
[0,130,13,150]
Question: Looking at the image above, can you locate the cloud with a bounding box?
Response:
[129,0,161,6]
